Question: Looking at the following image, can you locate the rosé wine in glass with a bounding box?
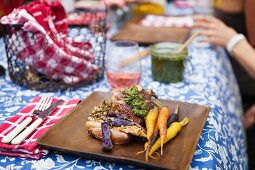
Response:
[106,41,141,91]
[106,71,141,91]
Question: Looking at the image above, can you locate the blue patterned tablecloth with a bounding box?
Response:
[0,39,248,170]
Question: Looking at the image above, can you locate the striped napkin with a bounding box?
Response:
[0,96,80,159]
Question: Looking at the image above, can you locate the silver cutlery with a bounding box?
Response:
[11,99,63,145]
[1,96,52,144]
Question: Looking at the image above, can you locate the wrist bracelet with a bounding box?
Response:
[226,34,246,54]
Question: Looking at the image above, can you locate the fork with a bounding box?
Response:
[1,96,52,143]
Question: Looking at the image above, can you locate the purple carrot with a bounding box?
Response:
[101,121,113,151]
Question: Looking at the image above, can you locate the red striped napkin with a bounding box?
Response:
[0,96,80,159]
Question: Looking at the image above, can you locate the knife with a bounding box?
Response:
[11,100,63,145]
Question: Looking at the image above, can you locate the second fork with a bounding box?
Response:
[1,96,52,143]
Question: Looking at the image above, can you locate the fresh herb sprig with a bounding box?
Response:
[123,86,148,118]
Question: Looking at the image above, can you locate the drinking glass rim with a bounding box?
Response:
[110,40,139,48]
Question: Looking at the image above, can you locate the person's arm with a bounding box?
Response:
[193,15,255,79]
[231,39,255,79]
[245,0,255,47]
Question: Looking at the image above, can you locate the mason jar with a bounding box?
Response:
[150,42,188,83]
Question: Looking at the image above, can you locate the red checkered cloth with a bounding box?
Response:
[0,96,80,159]
[140,15,194,28]
[1,0,98,84]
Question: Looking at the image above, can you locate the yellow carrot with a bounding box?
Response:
[145,107,159,140]
[149,117,189,156]
[157,106,170,155]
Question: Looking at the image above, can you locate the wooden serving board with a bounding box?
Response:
[111,16,190,44]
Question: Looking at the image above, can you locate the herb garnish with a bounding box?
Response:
[123,86,148,118]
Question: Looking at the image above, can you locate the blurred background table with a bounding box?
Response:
[0,35,248,169]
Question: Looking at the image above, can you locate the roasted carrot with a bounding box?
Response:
[145,105,179,162]
[136,141,150,156]
[145,134,156,162]
[145,107,159,140]
[148,117,189,157]
[152,119,159,136]
[166,105,179,127]
[157,106,170,155]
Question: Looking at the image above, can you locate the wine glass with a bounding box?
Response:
[106,41,141,91]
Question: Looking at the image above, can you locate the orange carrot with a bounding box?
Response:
[157,106,170,155]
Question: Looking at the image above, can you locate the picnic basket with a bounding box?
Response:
[3,7,107,91]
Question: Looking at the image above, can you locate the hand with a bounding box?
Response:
[244,104,255,129]
[193,15,238,48]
